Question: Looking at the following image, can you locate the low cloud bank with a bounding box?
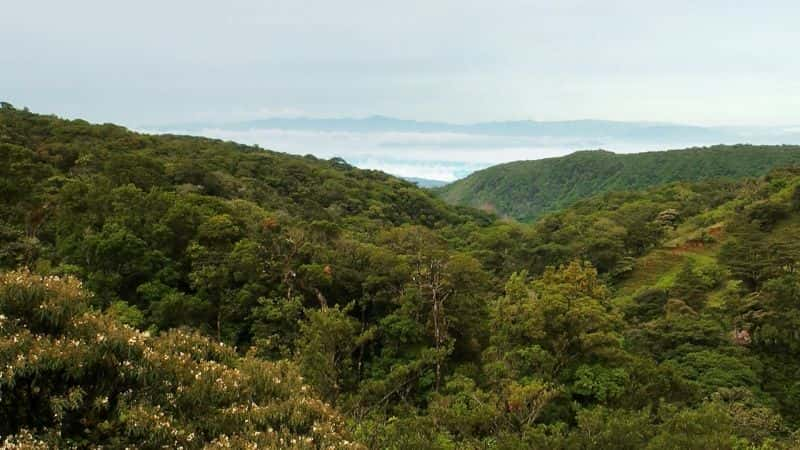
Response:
[147,124,800,181]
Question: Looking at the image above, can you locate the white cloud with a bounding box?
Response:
[148,126,691,181]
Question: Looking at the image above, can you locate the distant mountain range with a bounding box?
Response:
[149,116,800,145]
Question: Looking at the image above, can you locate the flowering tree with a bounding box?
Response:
[0,269,362,449]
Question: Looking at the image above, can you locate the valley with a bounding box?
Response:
[3,105,800,448]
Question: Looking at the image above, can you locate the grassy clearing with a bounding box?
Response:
[615,245,719,298]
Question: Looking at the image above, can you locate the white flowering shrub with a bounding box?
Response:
[0,269,363,449]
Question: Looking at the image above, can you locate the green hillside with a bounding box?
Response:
[437,146,800,221]
[5,104,800,448]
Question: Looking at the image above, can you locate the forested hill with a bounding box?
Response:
[0,103,487,230]
[437,145,800,221]
[5,104,800,448]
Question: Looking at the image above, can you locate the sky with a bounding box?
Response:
[3,1,800,180]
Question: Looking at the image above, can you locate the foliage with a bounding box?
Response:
[3,104,800,448]
[438,146,800,221]
[0,269,360,448]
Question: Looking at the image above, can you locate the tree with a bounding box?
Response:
[0,269,361,448]
[624,288,668,324]
[720,220,800,290]
[526,261,623,377]
[567,407,654,450]
[671,258,724,309]
[296,305,360,402]
[249,295,304,358]
[380,225,487,392]
[188,214,250,342]
[736,274,800,355]
[488,262,624,379]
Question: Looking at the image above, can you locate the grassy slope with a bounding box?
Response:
[612,174,800,305]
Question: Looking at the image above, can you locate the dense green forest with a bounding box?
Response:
[3,104,800,448]
[437,146,800,221]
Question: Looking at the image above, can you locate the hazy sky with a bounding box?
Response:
[3,0,800,127]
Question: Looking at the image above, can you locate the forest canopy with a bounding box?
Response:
[3,104,800,448]
[437,145,800,221]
